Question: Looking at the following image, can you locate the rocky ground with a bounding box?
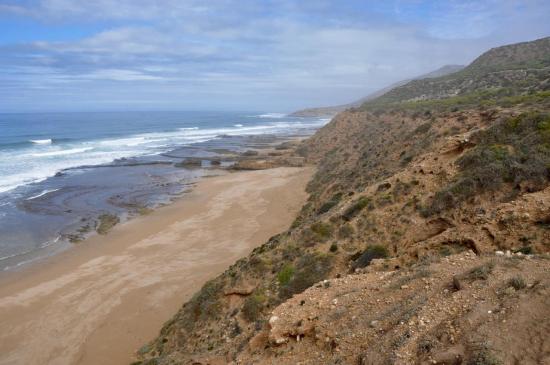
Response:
[239,251,550,365]
[134,38,550,365]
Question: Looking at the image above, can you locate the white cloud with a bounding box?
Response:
[81,69,165,81]
[0,0,549,111]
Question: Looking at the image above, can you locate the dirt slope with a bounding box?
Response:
[239,251,550,365]
[134,38,550,365]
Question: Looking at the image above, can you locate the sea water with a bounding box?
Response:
[0,111,329,270]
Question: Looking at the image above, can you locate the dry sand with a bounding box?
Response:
[0,167,313,365]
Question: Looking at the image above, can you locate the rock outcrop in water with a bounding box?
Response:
[135,37,550,365]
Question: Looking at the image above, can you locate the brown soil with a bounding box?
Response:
[240,251,550,365]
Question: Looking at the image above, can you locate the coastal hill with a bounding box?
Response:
[135,37,550,364]
[289,65,464,117]
[366,36,550,106]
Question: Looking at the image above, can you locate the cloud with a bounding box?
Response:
[0,0,209,21]
[0,0,549,111]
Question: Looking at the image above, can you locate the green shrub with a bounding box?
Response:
[376,192,393,207]
[514,246,533,254]
[189,279,223,322]
[400,154,414,166]
[353,245,389,268]
[317,193,343,214]
[424,113,550,215]
[342,196,371,221]
[362,89,550,114]
[413,122,432,134]
[317,200,338,214]
[290,215,303,229]
[242,292,267,322]
[464,262,494,281]
[507,275,527,290]
[439,246,452,257]
[277,264,295,285]
[329,243,338,252]
[279,253,332,299]
[338,223,354,238]
[310,222,333,238]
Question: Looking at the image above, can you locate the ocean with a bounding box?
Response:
[0,111,328,271]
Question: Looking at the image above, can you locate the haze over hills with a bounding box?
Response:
[364,36,550,108]
[290,64,465,117]
[136,37,550,365]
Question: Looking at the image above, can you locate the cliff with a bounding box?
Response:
[134,37,550,365]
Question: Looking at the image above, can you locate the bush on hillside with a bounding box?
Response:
[353,245,389,269]
[279,253,333,300]
[317,192,343,214]
[310,221,333,238]
[464,262,495,281]
[424,112,550,215]
[342,196,371,221]
[507,275,527,290]
[242,292,267,322]
[338,223,355,238]
[277,264,295,285]
[188,279,223,325]
[413,122,432,134]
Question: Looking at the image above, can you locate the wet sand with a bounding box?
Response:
[0,167,313,365]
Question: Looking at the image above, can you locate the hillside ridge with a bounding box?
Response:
[134,36,550,365]
[290,65,464,117]
[362,36,550,108]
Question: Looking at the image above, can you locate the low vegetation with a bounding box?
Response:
[242,292,267,322]
[136,37,550,365]
[277,264,295,286]
[353,245,389,269]
[188,279,223,324]
[279,253,333,300]
[365,89,550,115]
[468,346,502,365]
[464,262,495,281]
[310,221,332,238]
[423,112,550,216]
[342,196,371,221]
[317,192,343,214]
[507,275,527,290]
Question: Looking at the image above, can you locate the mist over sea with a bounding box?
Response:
[0,111,328,271]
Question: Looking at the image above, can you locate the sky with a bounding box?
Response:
[0,0,549,113]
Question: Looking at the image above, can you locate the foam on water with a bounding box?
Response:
[0,111,332,270]
[0,113,329,194]
[256,113,287,118]
[30,147,94,157]
[25,189,60,200]
[29,139,52,145]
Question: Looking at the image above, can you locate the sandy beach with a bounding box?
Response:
[0,167,313,365]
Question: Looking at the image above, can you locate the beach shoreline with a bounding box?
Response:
[0,166,313,365]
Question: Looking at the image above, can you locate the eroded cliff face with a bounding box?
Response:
[133,101,550,365]
[134,38,550,365]
[238,251,550,365]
